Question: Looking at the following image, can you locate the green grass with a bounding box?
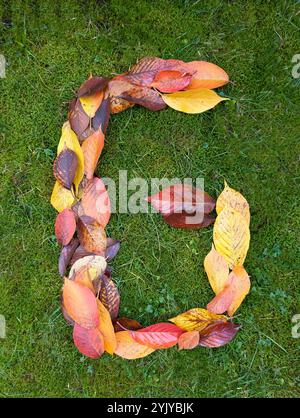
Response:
[0,0,300,398]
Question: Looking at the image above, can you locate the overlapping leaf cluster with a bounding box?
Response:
[50,57,251,359]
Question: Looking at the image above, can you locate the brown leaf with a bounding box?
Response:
[55,208,76,246]
[105,238,120,261]
[93,94,111,134]
[58,238,79,277]
[81,129,105,179]
[113,317,142,332]
[163,211,214,229]
[77,215,107,255]
[120,86,166,111]
[96,272,120,320]
[199,322,240,348]
[68,98,90,138]
[77,76,108,98]
[53,147,78,190]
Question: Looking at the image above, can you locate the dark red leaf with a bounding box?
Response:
[199,322,240,348]
[163,211,215,229]
[105,238,120,261]
[69,98,90,138]
[93,94,111,135]
[70,244,93,266]
[120,86,166,111]
[58,238,79,277]
[77,76,108,98]
[53,147,78,190]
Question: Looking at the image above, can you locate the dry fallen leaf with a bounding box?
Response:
[114,331,155,359]
[216,181,250,225]
[161,88,228,114]
[204,244,229,294]
[63,278,99,329]
[213,207,250,269]
[169,308,227,332]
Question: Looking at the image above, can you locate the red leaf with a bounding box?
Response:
[63,278,99,329]
[77,76,108,97]
[81,129,105,180]
[151,70,192,93]
[58,238,79,277]
[130,322,184,349]
[199,322,240,348]
[53,147,78,190]
[163,211,215,229]
[81,177,111,228]
[147,184,215,215]
[73,323,104,358]
[55,209,76,246]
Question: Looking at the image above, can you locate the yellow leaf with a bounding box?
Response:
[57,122,84,193]
[79,90,104,118]
[216,181,250,225]
[50,180,75,212]
[204,244,229,294]
[213,207,250,269]
[97,300,117,355]
[161,88,228,114]
[169,308,227,332]
[114,331,155,359]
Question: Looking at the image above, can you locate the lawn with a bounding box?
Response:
[0,0,299,398]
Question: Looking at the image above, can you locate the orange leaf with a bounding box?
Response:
[178,331,200,350]
[55,209,76,246]
[207,266,250,316]
[63,278,99,329]
[185,61,229,90]
[81,177,111,227]
[204,244,229,294]
[151,70,192,93]
[77,215,107,255]
[72,265,95,294]
[73,323,104,358]
[130,323,183,349]
[114,331,155,359]
[81,130,105,179]
[97,300,117,354]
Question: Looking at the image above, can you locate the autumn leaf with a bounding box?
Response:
[199,322,240,348]
[121,86,166,111]
[50,180,75,213]
[126,57,164,86]
[68,98,90,139]
[97,300,117,354]
[70,244,93,266]
[61,298,75,326]
[163,211,214,229]
[204,244,229,294]
[213,207,250,268]
[131,323,183,349]
[58,238,79,277]
[96,272,120,320]
[113,317,142,332]
[80,90,104,118]
[72,265,95,293]
[57,122,84,193]
[207,266,251,316]
[63,278,99,329]
[105,238,120,261]
[80,177,111,227]
[184,61,229,90]
[55,209,76,246]
[73,323,104,359]
[77,76,108,98]
[151,70,192,93]
[53,146,78,190]
[162,88,228,114]
[178,331,200,350]
[115,331,155,359]
[93,95,111,135]
[69,255,107,282]
[81,129,105,179]
[147,184,215,215]
[77,215,107,255]
[169,308,227,332]
[216,181,250,225]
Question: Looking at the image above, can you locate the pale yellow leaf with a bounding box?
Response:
[204,244,229,294]
[213,207,250,269]
[161,88,228,114]
[216,181,250,225]
[57,122,84,193]
[50,180,75,212]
